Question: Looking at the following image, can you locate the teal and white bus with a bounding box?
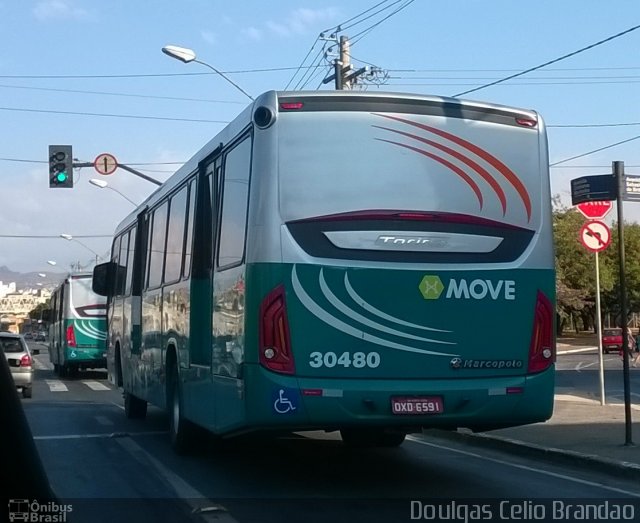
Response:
[93,90,555,451]
[49,273,107,377]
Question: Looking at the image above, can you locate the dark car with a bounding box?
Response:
[601,328,623,354]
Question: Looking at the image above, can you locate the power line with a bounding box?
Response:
[0,106,229,123]
[0,83,245,104]
[339,0,405,32]
[349,54,380,68]
[0,66,319,80]
[351,0,415,44]
[388,65,640,73]
[0,234,113,239]
[284,36,322,90]
[390,74,640,80]
[322,0,394,33]
[295,42,329,90]
[387,79,640,86]
[550,134,640,166]
[453,23,640,97]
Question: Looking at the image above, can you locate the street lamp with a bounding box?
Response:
[161,45,254,101]
[46,260,57,266]
[59,234,102,265]
[89,178,138,206]
[38,273,46,278]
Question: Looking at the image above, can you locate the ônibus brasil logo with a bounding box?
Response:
[419,275,516,301]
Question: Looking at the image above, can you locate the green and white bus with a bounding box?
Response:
[49,273,107,377]
[93,90,555,451]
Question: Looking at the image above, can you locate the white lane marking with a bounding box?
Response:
[33,431,166,441]
[407,436,640,497]
[116,438,238,521]
[82,380,110,391]
[45,380,68,392]
[95,415,113,426]
[575,361,597,372]
[557,346,597,354]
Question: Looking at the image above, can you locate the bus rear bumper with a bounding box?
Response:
[246,367,555,433]
[63,349,107,370]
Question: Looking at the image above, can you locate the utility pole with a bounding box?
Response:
[323,35,368,90]
[339,36,350,89]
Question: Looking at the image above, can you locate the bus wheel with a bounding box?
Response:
[59,364,67,378]
[340,429,406,448]
[124,391,147,419]
[168,365,194,454]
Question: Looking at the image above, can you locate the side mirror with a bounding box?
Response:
[93,261,126,297]
[93,262,116,297]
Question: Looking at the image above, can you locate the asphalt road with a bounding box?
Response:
[13,344,640,523]
[556,348,640,406]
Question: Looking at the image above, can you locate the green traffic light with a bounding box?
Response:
[56,172,67,183]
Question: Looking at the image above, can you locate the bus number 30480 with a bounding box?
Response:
[309,351,381,369]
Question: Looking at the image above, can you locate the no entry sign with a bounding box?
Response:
[579,221,611,253]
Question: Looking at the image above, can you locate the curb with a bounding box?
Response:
[421,429,640,482]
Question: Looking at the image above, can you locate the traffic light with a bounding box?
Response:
[48,145,73,188]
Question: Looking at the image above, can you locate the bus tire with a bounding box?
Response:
[168,364,195,454]
[124,391,147,419]
[59,364,67,378]
[340,428,406,448]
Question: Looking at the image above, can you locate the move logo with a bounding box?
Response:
[419,275,516,301]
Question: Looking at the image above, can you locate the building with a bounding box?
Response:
[0,288,51,333]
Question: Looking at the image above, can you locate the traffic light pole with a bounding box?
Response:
[73,162,161,186]
[614,160,634,446]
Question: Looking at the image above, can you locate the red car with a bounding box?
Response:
[601,328,623,354]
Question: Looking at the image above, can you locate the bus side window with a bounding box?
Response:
[217,136,251,269]
[183,179,196,279]
[125,228,136,296]
[116,232,129,297]
[147,202,168,289]
[164,187,188,284]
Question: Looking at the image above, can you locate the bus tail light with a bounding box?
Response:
[66,324,77,348]
[527,291,555,373]
[259,285,295,374]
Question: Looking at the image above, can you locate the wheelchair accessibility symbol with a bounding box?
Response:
[272,388,299,414]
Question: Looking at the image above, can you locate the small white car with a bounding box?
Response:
[1,332,34,398]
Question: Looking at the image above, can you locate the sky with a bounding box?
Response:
[2,0,640,274]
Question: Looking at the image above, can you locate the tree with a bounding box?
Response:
[552,201,615,333]
[28,301,50,321]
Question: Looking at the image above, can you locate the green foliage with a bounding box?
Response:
[553,197,640,329]
[28,301,50,320]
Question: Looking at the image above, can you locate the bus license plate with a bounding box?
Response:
[391,397,443,415]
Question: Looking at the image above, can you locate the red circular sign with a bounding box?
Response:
[579,221,611,253]
[94,153,118,175]
[576,201,613,220]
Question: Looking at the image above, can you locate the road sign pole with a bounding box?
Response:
[595,251,605,406]
[614,160,633,446]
